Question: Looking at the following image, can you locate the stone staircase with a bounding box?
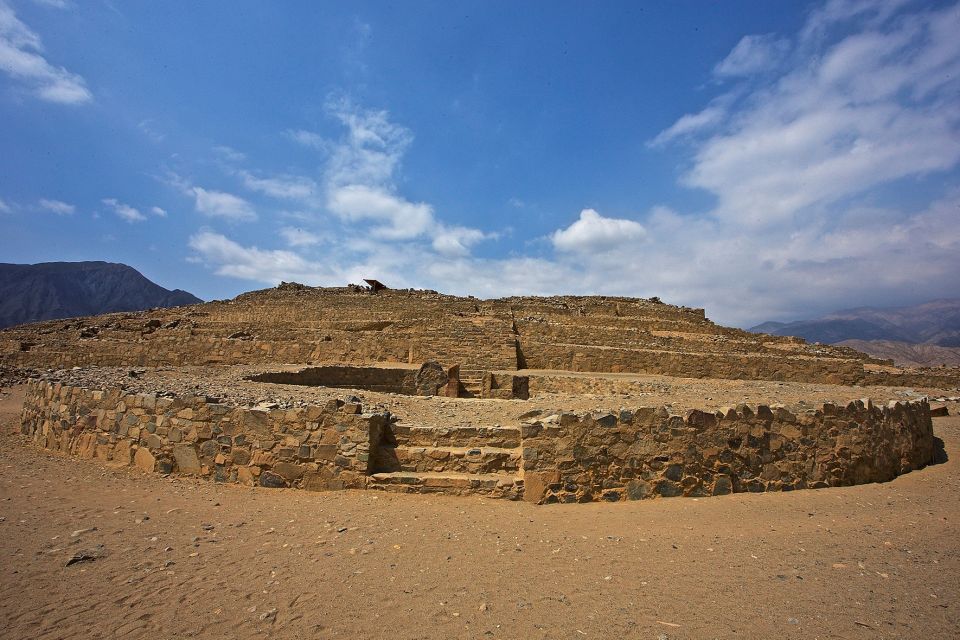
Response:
[457,368,486,397]
[369,423,524,498]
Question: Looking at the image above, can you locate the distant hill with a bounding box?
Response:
[748,299,960,366]
[0,261,201,329]
[836,340,960,368]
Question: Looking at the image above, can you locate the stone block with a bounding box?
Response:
[172,444,202,474]
[304,468,341,491]
[625,479,649,500]
[111,440,133,466]
[236,466,255,486]
[259,470,287,488]
[133,447,157,473]
[272,461,305,481]
[523,470,560,504]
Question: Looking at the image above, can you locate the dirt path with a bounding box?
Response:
[1,385,957,639]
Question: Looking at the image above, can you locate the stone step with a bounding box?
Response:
[389,424,521,448]
[368,471,522,499]
[386,445,521,474]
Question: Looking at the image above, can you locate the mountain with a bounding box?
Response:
[748,299,960,346]
[0,261,202,329]
[835,340,960,368]
[748,299,960,366]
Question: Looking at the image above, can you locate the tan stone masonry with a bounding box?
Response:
[20,379,934,503]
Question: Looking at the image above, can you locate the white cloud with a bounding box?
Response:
[714,34,789,77]
[318,98,497,249]
[102,198,146,222]
[324,97,414,189]
[431,225,498,257]
[150,206,167,217]
[678,3,960,228]
[551,209,646,253]
[191,186,257,222]
[189,231,330,284]
[285,129,327,150]
[38,198,73,214]
[327,184,433,240]
[0,2,92,104]
[279,226,322,247]
[0,197,10,213]
[187,2,960,329]
[213,145,246,163]
[240,170,318,201]
[649,102,727,147]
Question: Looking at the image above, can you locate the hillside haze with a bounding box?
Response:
[749,299,960,366]
[0,262,201,329]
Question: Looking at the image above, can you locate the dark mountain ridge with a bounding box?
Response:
[0,261,201,329]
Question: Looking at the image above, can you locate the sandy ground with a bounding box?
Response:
[0,384,958,640]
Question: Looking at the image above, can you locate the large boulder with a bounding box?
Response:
[415,361,448,396]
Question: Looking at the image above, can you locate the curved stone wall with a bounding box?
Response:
[19,380,935,504]
[520,400,935,503]
[19,380,387,491]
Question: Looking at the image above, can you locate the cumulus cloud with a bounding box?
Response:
[0,197,10,213]
[0,2,91,104]
[150,206,167,217]
[551,209,646,253]
[102,198,146,222]
[431,225,498,257]
[190,186,257,222]
[326,184,433,240]
[38,198,73,214]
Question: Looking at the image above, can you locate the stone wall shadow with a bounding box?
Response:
[931,436,949,465]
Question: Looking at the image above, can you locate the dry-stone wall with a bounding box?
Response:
[520,399,934,504]
[247,365,419,395]
[20,380,387,491]
[20,379,935,504]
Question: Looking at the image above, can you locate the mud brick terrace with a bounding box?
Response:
[4,283,956,504]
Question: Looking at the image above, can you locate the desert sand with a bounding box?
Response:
[1,384,957,639]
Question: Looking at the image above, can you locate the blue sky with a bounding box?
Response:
[1,0,959,327]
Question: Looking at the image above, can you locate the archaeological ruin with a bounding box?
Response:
[3,283,955,503]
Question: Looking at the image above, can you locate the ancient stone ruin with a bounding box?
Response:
[4,284,951,503]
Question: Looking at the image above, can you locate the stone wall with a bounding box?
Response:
[519,341,867,384]
[20,379,936,505]
[20,380,388,491]
[520,399,934,504]
[247,365,419,395]
[481,372,530,399]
